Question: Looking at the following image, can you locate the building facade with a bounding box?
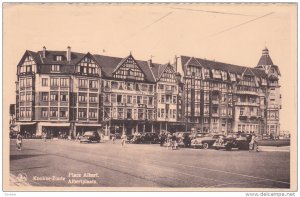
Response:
[14,47,281,137]
[14,47,183,137]
[176,47,281,135]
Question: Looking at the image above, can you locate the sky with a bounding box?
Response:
[3,3,297,133]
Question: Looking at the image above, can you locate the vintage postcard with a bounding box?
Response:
[2,3,297,192]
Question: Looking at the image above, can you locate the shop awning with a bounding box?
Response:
[16,122,37,126]
[39,122,70,127]
[75,123,102,127]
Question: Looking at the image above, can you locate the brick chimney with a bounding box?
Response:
[67,46,71,62]
[42,46,46,58]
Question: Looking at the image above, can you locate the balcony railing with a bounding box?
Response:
[236,90,258,96]
[212,113,219,117]
[235,102,259,106]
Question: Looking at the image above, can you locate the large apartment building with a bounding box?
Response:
[14,47,281,137]
[176,47,281,135]
[14,47,183,138]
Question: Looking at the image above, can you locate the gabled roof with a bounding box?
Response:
[37,50,86,65]
[180,55,268,78]
[17,50,43,67]
[149,63,162,80]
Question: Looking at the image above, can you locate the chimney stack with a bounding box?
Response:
[148,59,153,67]
[42,46,46,58]
[67,46,71,62]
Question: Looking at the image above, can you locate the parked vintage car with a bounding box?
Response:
[213,133,252,151]
[141,132,160,144]
[80,131,101,143]
[191,133,226,149]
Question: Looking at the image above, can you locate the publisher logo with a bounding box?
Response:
[17,173,27,182]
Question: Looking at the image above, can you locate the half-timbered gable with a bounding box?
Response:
[113,55,145,81]
[158,64,176,83]
[17,51,38,75]
[75,53,101,76]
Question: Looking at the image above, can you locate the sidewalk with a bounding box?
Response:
[258,146,290,152]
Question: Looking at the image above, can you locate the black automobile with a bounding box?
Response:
[80,131,101,143]
[213,133,252,151]
[129,133,143,144]
[141,132,160,144]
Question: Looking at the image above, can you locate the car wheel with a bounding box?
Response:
[203,143,209,149]
[226,147,232,151]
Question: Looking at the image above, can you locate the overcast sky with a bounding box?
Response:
[3,3,297,133]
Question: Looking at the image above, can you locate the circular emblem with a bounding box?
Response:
[17,172,27,182]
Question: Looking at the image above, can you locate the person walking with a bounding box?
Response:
[121,133,127,148]
[16,133,22,151]
[42,131,47,142]
[249,134,259,152]
[171,133,178,150]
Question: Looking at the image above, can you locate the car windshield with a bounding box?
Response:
[84,131,94,136]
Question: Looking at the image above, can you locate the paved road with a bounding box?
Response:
[9,139,290,188]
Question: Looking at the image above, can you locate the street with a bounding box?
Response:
[9,139,290,188]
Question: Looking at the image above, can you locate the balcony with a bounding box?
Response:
[235,102,259,106]
[268,104,280,109]
[239,115,248,120]
[212,113,219,117]
[236,90,258,96]
[212,100,219,105]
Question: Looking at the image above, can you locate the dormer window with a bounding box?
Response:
[51,65,60,72]
[56,56,62,61]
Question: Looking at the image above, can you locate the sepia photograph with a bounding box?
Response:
[2,2,297,192]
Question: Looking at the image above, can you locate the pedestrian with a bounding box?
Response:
[16,133,22,151]
[166,133,172,150]
[42,131,47,142]
[112,134,116,144]
[75,132,80,142]
[121,133,127,148]
[171,133,178,150]
[249,134,259,152]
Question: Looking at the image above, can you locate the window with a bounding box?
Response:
[89,94,98,103]
[60,78,68,87]
[203,118,209,123]
[89,80,98,89]
[78,109,87,118]
[138,109,144,119]
[79,79,88,88]
[240,108,245,115]
[111,94,117,103]
[117,95,122,103]
[78,94,87,102]
[26,78,32,86]
[173,109,177,119]
[126,83,133,91]
[118,108,124,119]
[127,95,132,104]
[26,94,32,101]
[42,92,49,101]
[20,79,25,87]
[137,96,142,104]
[51,65,60,72]
[42,78,48,86]
[89,109,97,119]
[55,56,62,61]
[42,108,48,117]
[50,108,58,117]
[50,92,59,101]
[60,93,69,102]
[148,97,153,106]
[111,81,118,89]
[161,109,165,118]
[60,109,68,118]
[135,84,140,91]
[161,95,165,103]
[50,78,59,87]
[148,85,153,93]
[127,109,132,119]
[26,65,32,73]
